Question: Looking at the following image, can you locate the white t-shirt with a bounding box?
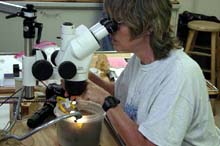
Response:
[115,49,220,146]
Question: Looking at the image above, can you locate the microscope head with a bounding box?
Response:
[58,18,117,96]
[32,18,118,96]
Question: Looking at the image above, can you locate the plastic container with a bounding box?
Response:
[54,100,105,146]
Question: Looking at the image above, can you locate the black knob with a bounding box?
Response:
[25,4,36,13]
[13,64,20,77]
[32,60,53,81]
[100,18,118,34]
[58,61,77,79]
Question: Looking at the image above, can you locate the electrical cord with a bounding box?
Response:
[5,88,25,132]
[0,87,23,107]
[0,80,47,107]
[39,80,48,88]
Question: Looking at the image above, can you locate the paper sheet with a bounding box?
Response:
[107,57,128,68]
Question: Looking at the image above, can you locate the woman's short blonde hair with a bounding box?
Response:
[104,0,180,59]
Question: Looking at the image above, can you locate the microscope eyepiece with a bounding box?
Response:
[100,18,118,34]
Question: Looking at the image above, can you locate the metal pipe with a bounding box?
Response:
[5,88,24,131]
[0,1,24,14]
[23,38,35,99]
[24,39,34,56]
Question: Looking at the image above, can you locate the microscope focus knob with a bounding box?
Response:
[58,61,77,79]
[32,60,53,81]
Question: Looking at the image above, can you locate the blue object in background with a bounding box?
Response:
[99,35,114,51]
[98,11,114,51]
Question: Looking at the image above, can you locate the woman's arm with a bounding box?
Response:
[89,71,115,95]
[106,106,156,146]
[81,81,156,146]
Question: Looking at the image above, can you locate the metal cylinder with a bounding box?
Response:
[23,38,35,99]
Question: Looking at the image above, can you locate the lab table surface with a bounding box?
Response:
[0,94,122,146]
[8,118,121,146]
[0,93,122,146]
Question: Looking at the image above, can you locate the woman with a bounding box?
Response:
[81,0,220,145]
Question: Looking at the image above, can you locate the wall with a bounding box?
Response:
[0,2,103,53]
[178,0,220,19]
[194,0,220,19]
[1,1,220,53]
[178,0,195,13]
